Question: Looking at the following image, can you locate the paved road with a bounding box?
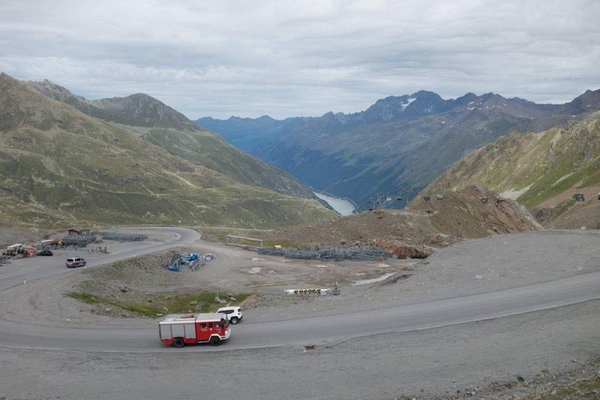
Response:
[0,227,201,291]
[0,227,599,353]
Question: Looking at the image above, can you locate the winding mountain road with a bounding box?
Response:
[0,227,599,353]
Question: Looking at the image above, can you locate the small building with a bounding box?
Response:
[436,194,444,200]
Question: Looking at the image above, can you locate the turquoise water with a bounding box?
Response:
[314,192,355,216]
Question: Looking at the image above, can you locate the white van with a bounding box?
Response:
[66,257,86,268]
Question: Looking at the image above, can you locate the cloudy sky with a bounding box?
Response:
[1,0,599,119]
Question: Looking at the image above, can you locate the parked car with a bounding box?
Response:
[66,257,86,268]
[217,306,243,324]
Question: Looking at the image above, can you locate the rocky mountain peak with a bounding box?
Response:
[402,90,447,117]
[453,92,479,106]
[89,93,192,127]
[409,90,443,99]
[24,77,196,129]
[1,72,19,85]
[361,95,417,122]
[566,88,600,113]
[28,79,86,104]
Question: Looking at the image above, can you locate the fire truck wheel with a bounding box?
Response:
[173,338,185,348]
[209,336,221,346]
[230,317,239,324]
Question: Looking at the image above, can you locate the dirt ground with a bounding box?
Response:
[0,228,414,328]
[258,186,542,254]
[1,228,600,399]
[1,228,599,328]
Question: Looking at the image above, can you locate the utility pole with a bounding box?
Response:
[370,193,390,210]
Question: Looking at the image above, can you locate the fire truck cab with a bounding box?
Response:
[159,313,231,348]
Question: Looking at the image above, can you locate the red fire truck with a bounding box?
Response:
[159,313,231,348]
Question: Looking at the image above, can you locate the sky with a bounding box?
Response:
[1,0,599,120]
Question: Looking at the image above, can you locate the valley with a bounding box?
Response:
[197,90,600,211]
[2,2,600,399]
[1,72,599,399]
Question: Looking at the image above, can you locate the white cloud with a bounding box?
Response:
[1,0,598,119]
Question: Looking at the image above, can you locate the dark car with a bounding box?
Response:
[66,257,86,268]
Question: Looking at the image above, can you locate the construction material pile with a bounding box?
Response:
[163,253,215,271]
[257,246,390,261]
[61,235,96,247]
[94,232,148,242]
[36,248,53,256]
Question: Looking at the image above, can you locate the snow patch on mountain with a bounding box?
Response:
[401,97,416,111]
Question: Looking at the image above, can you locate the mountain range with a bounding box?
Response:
[197,89,600,210]
[3,69,599,235]
[0,73,335,229]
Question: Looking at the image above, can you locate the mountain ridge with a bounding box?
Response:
[0,72,336,228]
[26,77,318,200]
[196,88,600,210]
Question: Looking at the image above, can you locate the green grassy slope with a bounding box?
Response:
[27,80,315,199]
[0,73,335,228]
[424,111,600,227]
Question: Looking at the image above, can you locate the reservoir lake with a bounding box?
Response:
[314,192,355,216]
